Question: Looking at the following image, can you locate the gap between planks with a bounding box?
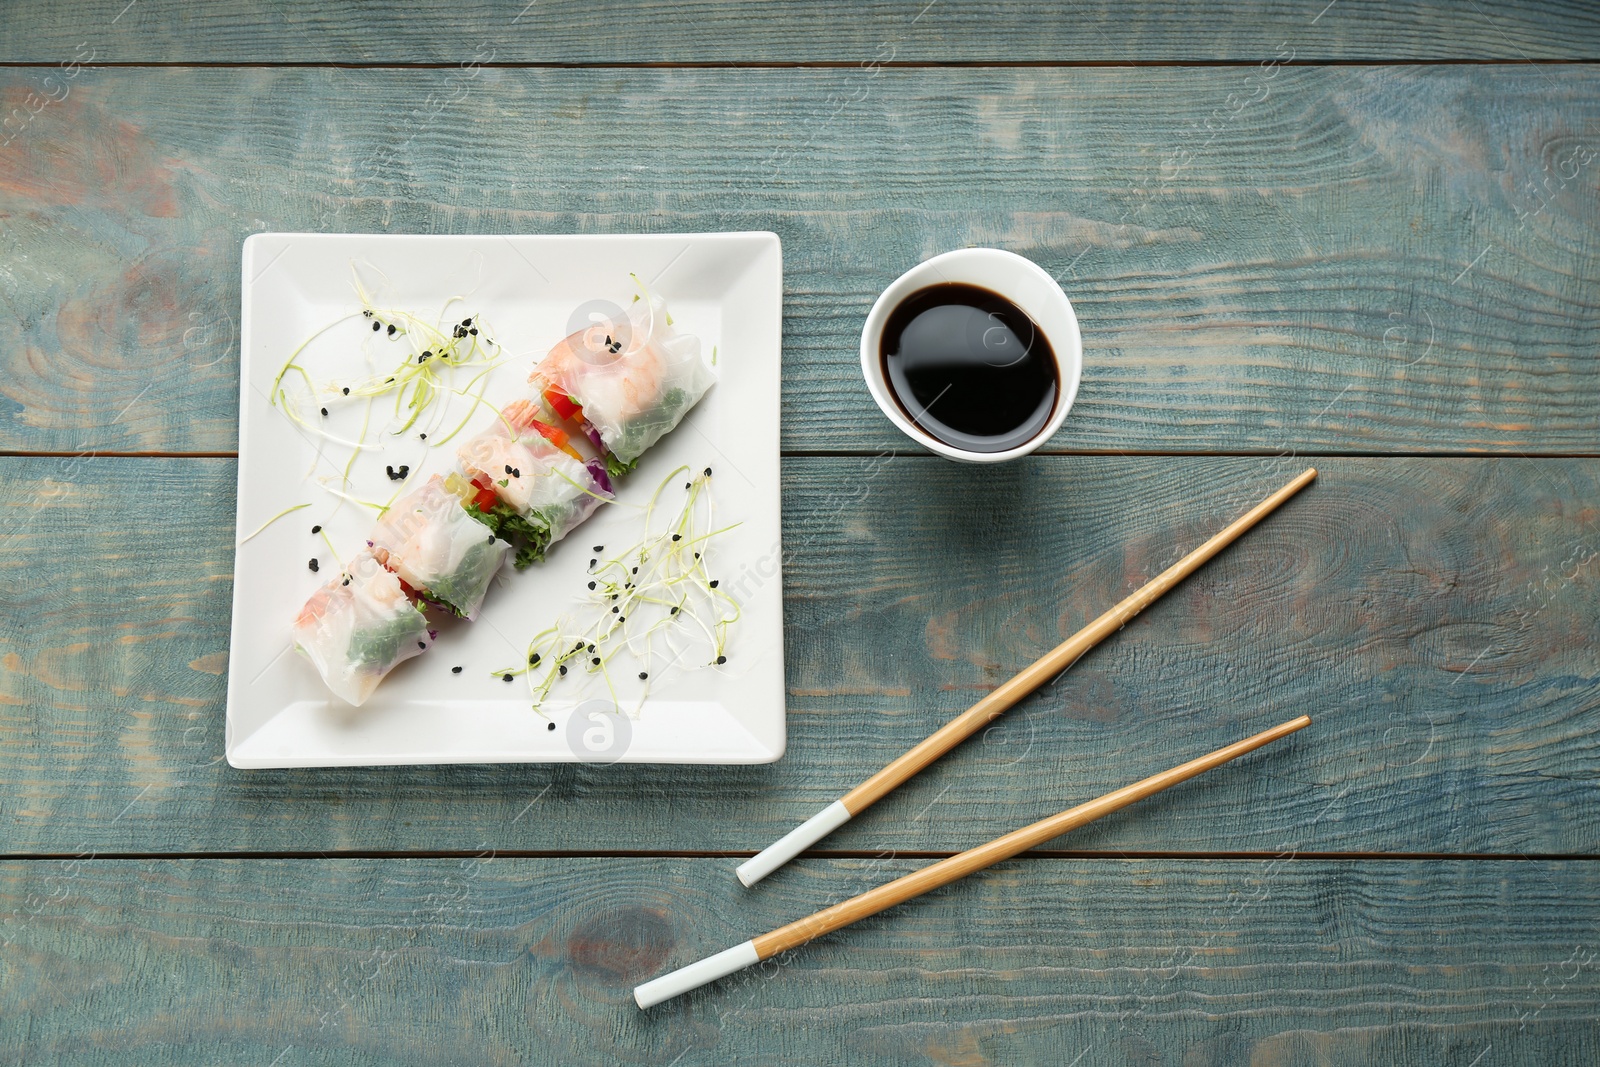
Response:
[6,449,1600,461]
[1,59,1599,70]
[4,849,1600,862]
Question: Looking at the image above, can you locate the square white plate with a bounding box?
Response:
[226,232,785,768]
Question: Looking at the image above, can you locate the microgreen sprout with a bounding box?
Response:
[269,263,505,490]
[236,502,311,546]
[315,478,401,516]
[496,464,741,717]
[318,527,344,567]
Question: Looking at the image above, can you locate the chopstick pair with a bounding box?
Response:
[737,467,1320,886]
[633,468,1320,1008]
[637,713,1312,1007]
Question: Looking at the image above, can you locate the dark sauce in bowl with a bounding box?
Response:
[879,283,1058,454]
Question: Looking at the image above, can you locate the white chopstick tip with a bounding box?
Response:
[735,859,765,888]
[737,800,852,887]
[633,940,759,1009]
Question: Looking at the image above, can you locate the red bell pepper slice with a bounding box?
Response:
[529,418,584,461]
[465,476,500,511]
[543,385,582,422]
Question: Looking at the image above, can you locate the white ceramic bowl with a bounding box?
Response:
[860,248,1082,463]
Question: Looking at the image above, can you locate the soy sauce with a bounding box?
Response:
[879,283,1057,453]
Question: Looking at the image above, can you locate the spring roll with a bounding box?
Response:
[369,475,510,619]
[531,290,715,474]
[292,551,432,707]
[452,399,612,569]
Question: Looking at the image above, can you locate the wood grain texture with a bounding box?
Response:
[3,454,1597,856]
[2,66,1598,454]
[2,855,1598,1065]
[2,0,1599,63]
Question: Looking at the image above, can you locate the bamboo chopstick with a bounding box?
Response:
[736,467,1318,887]
[638,714,1311,1008]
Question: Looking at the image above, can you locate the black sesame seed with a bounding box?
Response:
[694,552,701,560]
[387,324,397,336]
[462,318,472,327]
[671,534,681,541]
[417,641,426,649]
[709,580,719,588]
[504,464,513,474]
[618,616,625,623]
[320,407,328,417]
[611,606,619,614]
[385,377,395,384]
[587,581,596,590]
[587,644,595,653]
[592,545,604,552]
[591,657,600,665]
[341,387,350,395]
[511,468,520,478]
[311,524,322,534]
[502,673,513,682]
[308,558,319,572]
[547,721,556,731]
[716,655,727,664]
[452,666,463,674]
[341,577,349,586]
[372,321,381,331]
[589,558,597,567]
[670,606,679,615]
[684,482,691,489]
[419,433,427,440]
[558,665,567,675]
[704,467,712,476]
[638,672,648,680]
[631,567,638,575]
[530,653,540,665]
[422,350,431,359]
[469,327,478,336]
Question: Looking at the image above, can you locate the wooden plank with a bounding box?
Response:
[3,1,1599,63]
[3,855,1597,1063]
[2,66,1598,455]
[4,454,1597,856]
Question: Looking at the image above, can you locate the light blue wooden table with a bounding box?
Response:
[2,2,1599,1063]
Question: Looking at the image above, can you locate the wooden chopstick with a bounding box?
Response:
[736,467,1318,887]
[638,714,1312,1008]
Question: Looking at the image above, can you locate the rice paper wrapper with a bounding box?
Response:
[370,475,509,619]
[292,551,431,706]
[457,401,612,545]
[532,291,715,465]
